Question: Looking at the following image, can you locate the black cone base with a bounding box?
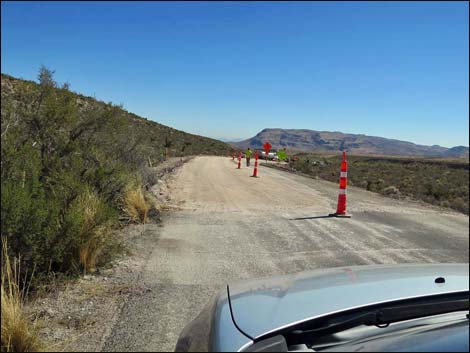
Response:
[328,213,352,218]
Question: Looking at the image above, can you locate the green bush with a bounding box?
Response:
[1,66,230,285]
[1,67,130,283]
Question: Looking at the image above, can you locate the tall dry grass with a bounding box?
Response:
[76,190,112,274]
[1,239,43,352]
[123,184,149,224]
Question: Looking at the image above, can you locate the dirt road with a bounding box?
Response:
[104,156,469,352]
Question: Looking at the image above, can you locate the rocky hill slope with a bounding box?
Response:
[233,128,469,158]
[1,73,231,164]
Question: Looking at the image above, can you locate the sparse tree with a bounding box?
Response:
[37,65,55,88]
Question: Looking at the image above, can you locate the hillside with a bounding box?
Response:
[1,73,231,164]
[1,69,232,286]
[234,128,469,158]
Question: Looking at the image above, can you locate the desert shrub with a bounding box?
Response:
[2,67,230,290]
[449,197,468,214]
[383,186,400,195]
[1,143,62,276]
[1,68,128,282]
[144,191,161,223]
[284,153,469,214]
[140,165,159,189]
[359,180,368,188]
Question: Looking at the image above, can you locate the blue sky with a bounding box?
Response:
[2,1,469,147]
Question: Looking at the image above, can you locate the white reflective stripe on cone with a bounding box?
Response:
[339,189,347,194]
[340,171,348,178]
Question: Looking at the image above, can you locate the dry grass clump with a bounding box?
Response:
[123,184,150,224]
[76,190,113,274]
[1,239,43,352]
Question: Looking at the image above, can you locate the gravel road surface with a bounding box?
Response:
[104,156,469,352]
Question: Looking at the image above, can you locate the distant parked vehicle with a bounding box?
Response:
[259,150,278,161]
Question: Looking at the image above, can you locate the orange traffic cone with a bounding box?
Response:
[329,151,351,218]
[251,152,259,177]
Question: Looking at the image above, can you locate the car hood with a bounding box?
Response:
[228,264,469,339]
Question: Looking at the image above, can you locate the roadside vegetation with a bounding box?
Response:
[123,182,151,224]
[287,153,469,214]
[1,240,43,352]
[2,67,130,285]
[1,68,231,314]
[1,68,231,351]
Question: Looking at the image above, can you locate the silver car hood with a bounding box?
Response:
[228,264,469,339]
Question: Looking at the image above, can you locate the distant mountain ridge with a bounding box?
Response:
[233,128,469,158]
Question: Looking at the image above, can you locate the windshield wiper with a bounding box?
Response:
[287,297,469,344]
[254,291,469,347]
